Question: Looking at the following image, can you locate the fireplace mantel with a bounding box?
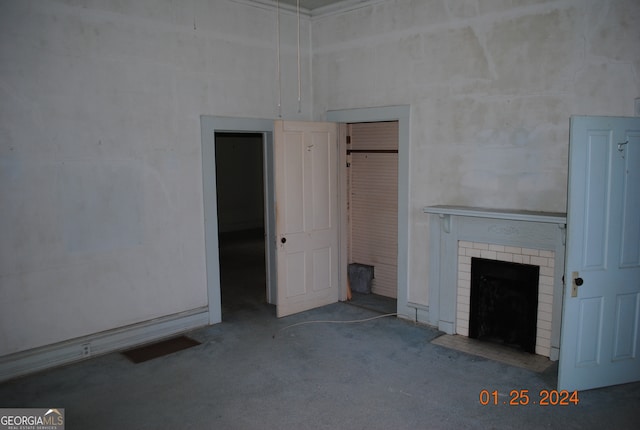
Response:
[423,205,566,224]
[421,205,567,360]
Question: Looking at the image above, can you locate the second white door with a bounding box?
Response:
[274,120,339,318]
[558,115,640,391]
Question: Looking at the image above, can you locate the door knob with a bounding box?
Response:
[281,237,286,244]
[571,271,582,297]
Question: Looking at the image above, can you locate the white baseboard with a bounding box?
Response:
[0,307,210,383]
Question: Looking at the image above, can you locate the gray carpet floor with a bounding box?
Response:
[2,301,639,429]
[1,233,638,429]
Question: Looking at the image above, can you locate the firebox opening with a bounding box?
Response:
[469,257,539,353]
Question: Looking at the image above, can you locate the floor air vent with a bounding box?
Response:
[122,336,201,363]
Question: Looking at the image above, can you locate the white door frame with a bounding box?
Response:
[327,106,411,319]
[200,116,276,324]
[201,107,411,324]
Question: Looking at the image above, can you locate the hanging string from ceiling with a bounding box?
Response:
[297,0,301,113]
[275,0,302,117]
[276,0,282,118]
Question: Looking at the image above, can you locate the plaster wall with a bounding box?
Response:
[0,0,312,355]
[312,0,640,310]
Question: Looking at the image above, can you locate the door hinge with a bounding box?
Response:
[346,135,351,144]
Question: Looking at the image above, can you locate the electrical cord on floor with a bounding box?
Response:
[273,313,403,338]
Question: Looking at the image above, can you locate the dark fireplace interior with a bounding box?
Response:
[469,258,539,353]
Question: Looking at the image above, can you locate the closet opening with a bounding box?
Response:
[345,121,399,315]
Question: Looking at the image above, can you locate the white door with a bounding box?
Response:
[558,116,640,391]
[274,120,339,317]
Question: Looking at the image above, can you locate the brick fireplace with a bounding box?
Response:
[458,241,554,356]
[423,206,566,360]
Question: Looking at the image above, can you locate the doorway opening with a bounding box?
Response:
[214,132,272,319]
[345,121,399,315]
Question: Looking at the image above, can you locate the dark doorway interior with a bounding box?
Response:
[469,258,539,353]
[214,133,270,318]
[218,229,268,316]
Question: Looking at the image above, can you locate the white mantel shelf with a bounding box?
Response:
[423,205,566,224]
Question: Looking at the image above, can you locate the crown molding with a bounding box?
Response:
[230,0,312,17]
[232,0,385,18]
[310,0,385,18]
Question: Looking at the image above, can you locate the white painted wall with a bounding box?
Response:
[312,0,639,309]
[0,0,311,356]
[1,0,636,358]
